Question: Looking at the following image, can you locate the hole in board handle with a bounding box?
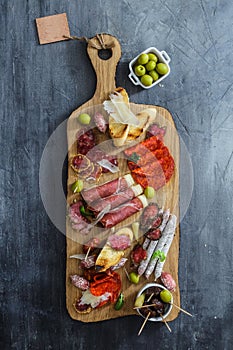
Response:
[98,49,112,60]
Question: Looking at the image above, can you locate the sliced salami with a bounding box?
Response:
[140,203,159,232]
[77,128,95,155]
[94,112,108,133]
[68,201,91,234]
[108,234,131,251]
[160,272,176,292]
[131,245,147,264]
[147,123,166,141]
[70,275,90,290]
[80,255,96,269]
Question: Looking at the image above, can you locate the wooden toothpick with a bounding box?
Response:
[138,312,151,336]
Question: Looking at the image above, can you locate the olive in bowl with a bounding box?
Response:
[135,283,173,321]
[128,47,171,89]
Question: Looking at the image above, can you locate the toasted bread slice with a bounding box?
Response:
[109,87,130,147]
[95,228,133,272]
[113,87,129,103]
[127,108,157,141]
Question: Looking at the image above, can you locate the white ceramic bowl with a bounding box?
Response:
[128,47,171,89]
[136,283,173,321]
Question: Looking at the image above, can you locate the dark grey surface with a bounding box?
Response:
[1,0,233,349]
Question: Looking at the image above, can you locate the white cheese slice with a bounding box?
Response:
[103,92,139,126]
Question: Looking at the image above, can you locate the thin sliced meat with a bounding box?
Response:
[140,203,159,231]
[68,201,91,234]
[70,275,90,290]
[100,196,146,229]
[108,234,131,251]
[160,272,176,292]
[81,175,133,204]
[88,186,140,214]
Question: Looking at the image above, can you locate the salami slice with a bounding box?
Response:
[77,128,95,155]
[147,123,166,141]
[140,203,159,232]
[94,112,108,133]
[124,136,162,158]
[125,135,175,190]
[85,164,102,182]
[108,234,131,251]
[100,195,147,229]
[68,201,92,235]
[160,272,176,292]
[81,174,134,204]
[70,275,90,290]
[80,255,96,269]
[131,245,147,264]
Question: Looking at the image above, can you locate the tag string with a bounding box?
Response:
[63,33,115,50]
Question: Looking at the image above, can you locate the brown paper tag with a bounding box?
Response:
[36,13,70,45]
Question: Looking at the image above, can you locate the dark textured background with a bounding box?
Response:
[1,0,233,349]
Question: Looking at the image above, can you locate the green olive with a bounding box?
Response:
[144,186,155,199]
[71,179,84,193]
[129,272,140,284]
[114,292,124,310]
[160,289,172,303]
[145,60,156,72]
[78,113,91,125]
[149,70,159,82]
[134,293,145,307]
[148,53,158,63]
[156,63,169,75]
[137,53,149,65]
[134,65,146,77]
[140,74,153,87]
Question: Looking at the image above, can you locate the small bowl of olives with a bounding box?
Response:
[128,47,171,89]
[135,283,173,321]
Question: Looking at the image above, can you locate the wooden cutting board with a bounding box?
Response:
[66,34,180,322]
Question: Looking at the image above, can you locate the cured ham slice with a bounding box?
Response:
[88,184,142,214]
[81,174,134,204]
[100,195,148,229]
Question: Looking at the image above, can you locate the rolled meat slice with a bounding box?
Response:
[81,174,134,204]
[100,195,148,229]
[88,184,143,214]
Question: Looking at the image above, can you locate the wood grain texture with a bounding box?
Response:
[66,34,180,322]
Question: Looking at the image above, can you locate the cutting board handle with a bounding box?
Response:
[87,34,122,103]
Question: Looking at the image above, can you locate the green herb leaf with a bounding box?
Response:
[80,205,94,217]
[129,152,140,164]
[151,250,166,262]
[159,251,166,262]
